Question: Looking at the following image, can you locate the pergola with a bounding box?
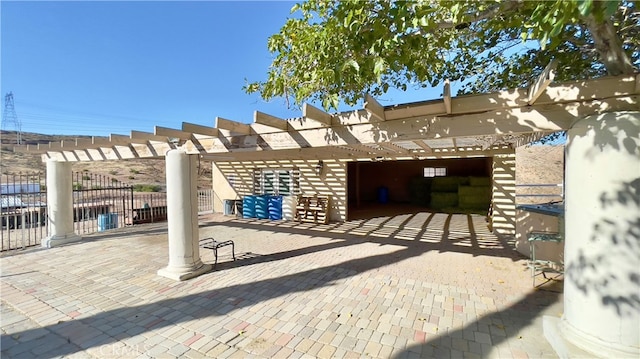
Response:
[14,72,636,164]
[13,70,640,358]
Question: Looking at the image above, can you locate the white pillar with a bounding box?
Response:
[544,112,640,358]
[157,149,211,281]
[42,160,81,248]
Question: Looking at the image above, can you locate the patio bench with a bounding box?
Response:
[199,237,235,268]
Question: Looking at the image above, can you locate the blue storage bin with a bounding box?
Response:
[255,195,269,219]
[378,186,389,204]
[98,213,118,231]
[243,195,257,218]
[268,195,283,220]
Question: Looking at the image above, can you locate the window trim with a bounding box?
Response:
[423,167,447,177]
[254,167,299,196]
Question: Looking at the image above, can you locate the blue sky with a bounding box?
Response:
[1,1,444,137]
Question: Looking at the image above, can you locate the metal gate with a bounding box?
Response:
[2,171,211,252]
[71,172,134,235]
[1,172,135,251]
[0,173,47,251]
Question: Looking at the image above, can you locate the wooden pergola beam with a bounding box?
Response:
[215,117,252,135]
[481,135,501,151]
[182,122,219,137]
[413,140,433,153]
[254,111,289,131]
[204,96,634,153]
[378,142,412,154]
[155,126,192,140]
[130,131,169,143]
[109,134,134,146]
[18,75,637,162]
[303,103,332,126]
[364,94,386,121]
[528,60,557,105]
[385,101,446,121]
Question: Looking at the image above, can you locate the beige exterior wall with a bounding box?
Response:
[515,209,563,263]
[212,159,348,222]
[212,154,516,231]
[491,153,516,235]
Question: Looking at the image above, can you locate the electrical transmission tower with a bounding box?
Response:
[2,92,22,144]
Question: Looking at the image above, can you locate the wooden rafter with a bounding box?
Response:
[385,101,446,121]
[109,134,135,146]
[480,135,501,150]
[335,145,370,154]
[182,122,219,137]
[364,94,386,121]
[18,75,638,162]
[215,117,252,135]
[377,142,412,154]
[303,103,332,126]
[412,140,433,153]
[254,111,289,131]
[348,143,381,155]
[130,131,169,143]
[528,60,557,105]
[155,126,192,140]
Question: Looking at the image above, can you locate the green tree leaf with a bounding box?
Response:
[246,0,638,110]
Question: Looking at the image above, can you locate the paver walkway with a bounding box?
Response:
[1,213,563,358]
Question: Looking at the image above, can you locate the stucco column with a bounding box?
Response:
[157,149,211,281]
[42,160,81,248]
[544,111,640,358]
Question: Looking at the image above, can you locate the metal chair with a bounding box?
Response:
[199,237,236,268]
[527,217,564,287]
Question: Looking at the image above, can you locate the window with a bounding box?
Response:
[424,167,447,177]
[254,168,299,196]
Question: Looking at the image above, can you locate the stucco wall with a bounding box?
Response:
[212,155,515,231]
[515,209,563,264]
[212,159,348,222]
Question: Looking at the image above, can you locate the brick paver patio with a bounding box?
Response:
[1,213,562,358]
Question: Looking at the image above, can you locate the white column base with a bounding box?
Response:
[157,262,212,281]
[544,316,640,358]
[42,233,82,248]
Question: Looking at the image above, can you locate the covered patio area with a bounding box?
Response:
[1,213,562,358]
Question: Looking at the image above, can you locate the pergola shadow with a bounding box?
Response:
[2,212,535,358]
[2,242,430,357]
[203,210,521,264]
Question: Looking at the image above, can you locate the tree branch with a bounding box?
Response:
[436,1,522,30]
[583,12,636,75]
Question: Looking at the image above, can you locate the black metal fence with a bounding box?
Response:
[0,172,136,251]
[71,172,134,235]
[1,170,211,252]
[0,172,47,250]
